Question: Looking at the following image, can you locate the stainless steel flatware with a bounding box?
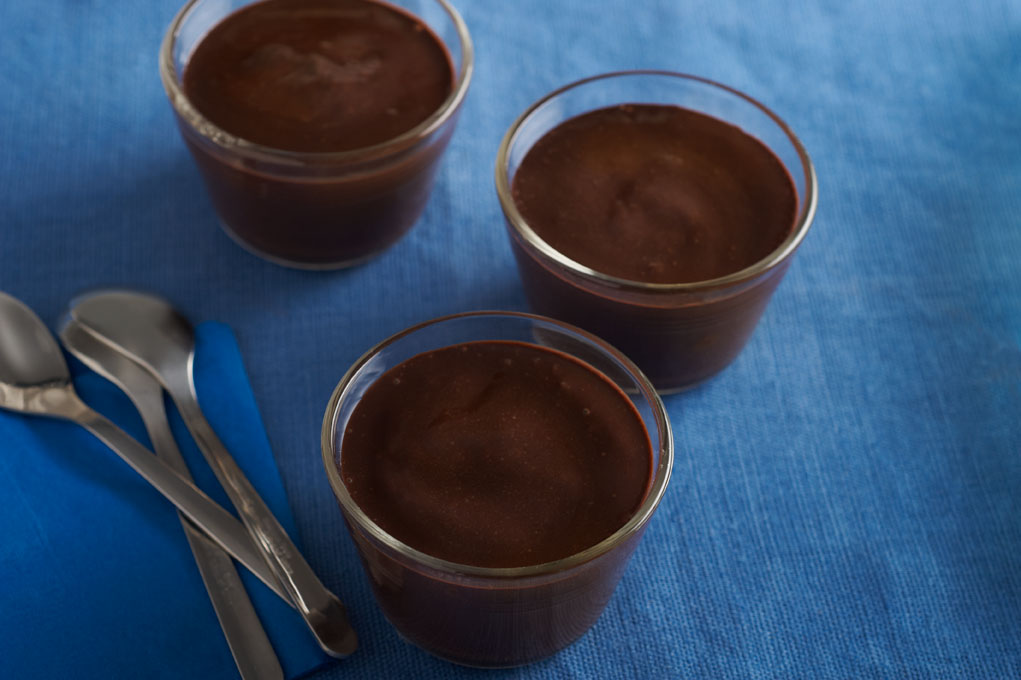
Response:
[0,291,289,603]
[59,320,283,680]
[66,290,357,659]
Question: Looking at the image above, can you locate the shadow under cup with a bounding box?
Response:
[321,312,673,667]
[496,72,818,393]
[159,0,473,269]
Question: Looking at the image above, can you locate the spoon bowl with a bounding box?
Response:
[66,289,195,383]
[0,293,71,404]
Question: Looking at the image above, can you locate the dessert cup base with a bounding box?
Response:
[217,219,389,271]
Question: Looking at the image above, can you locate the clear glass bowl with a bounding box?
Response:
[321,311,673,667]
[159,0,473,269]
[496,71,818,392]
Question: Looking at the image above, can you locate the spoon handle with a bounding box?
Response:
[139,401,283,680]
[181,520,284,680]
[69,402,291,603]
[173,391,357,659]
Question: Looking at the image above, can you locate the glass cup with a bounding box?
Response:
[159,0,473,269]
[321,311,673,667]
[495,71,818,393]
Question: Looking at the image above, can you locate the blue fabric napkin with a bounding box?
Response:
[0,321,332,680]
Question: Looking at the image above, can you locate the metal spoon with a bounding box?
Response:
[59,320,283,680]
[66,290,357,659]
[0,291,288,602]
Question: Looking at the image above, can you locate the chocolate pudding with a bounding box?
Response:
[163,0,469,267]
[340,340,653,569]
[511,104,796,284]
[498,79,815,392]
[183,0,453,152]
[324,314,672,667]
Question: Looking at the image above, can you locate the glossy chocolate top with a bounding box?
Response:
[511,104,798,284]
[183,0,454,152]
[340,341,653,568]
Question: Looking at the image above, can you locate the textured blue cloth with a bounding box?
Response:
[1,0,1019,677]
[0,322,330,679]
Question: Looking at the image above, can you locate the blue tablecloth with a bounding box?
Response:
[1,0,1018,677]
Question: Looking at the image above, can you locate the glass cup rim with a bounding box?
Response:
[494,70,819,293]
[320,310,674,579]
[158,0,474,166]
